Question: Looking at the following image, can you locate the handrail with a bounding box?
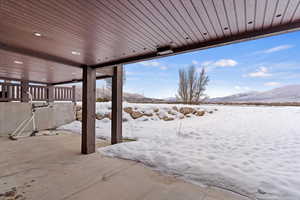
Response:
[0,82,75,102]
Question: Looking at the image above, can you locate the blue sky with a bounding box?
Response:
[98,31,300,98]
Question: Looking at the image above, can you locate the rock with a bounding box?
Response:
[195,111,205,116]
[15,194,25,200]
[105,113,112,120]
[153,108,159,113]
[4,190,16,197]
[179,107,195,115]
[172,106,178,112]
[208,111,213,114]
[214,108,218,111]
[143,112,153,117]
[257,188,267,195]
[95,113,105,120]
[123,107,133,114]
[130,111,144,119]
[167,110,177,115]
[162,116,174,121]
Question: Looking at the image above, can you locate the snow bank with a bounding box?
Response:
[60,103,300,200]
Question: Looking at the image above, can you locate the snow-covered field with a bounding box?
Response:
[60,103,300,200]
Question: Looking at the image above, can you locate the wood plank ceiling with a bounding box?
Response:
[1,0,300,84]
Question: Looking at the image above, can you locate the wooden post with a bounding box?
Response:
[47,84,54,102]
[72,85,76,103]
[111,65,123,144]
[82,66,96,154]
[20,81,29,102]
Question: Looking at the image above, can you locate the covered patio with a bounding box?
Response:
[0,132,250,200]
[1,0,300,154]
[1,0,300,199]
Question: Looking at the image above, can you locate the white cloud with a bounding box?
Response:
[234,86,251,91]
[194,59,237,68]
[160,66,168,70]
[192,60,199,65]
[261,45,293,54]
[214,59,237,67]
[140,61,160,67]
[193,59,237,72]
[264,82,281,86]
[139,60,168,70]
[247,67,272,77]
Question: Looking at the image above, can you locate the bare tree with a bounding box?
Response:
[176,69,188,103]
[177,65,209,104]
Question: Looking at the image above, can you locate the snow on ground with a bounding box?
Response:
[60,103,300,200]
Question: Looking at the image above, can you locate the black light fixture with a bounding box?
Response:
[157,46,173,56]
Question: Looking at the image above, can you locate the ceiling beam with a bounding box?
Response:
[0,76,47,85]
[51,75,112,85]
[91,21,300,69]
[0,42,83,68]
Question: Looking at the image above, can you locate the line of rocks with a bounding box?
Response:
[76,105,216,122]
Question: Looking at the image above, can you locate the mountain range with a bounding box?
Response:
[208,85,300,103]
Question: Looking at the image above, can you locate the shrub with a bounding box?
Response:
[96,97,110,102]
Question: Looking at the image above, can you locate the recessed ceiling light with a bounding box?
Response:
[14,60,23,64]
[71,51,81,55]
[33,32,42,37]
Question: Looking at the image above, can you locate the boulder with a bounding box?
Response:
[153,108,159,113]
[124,107,133,114]
[162,116,174,121]
[172,106,178,112]
[130,111,144,119]
[195,111,205,116]
[179,107,195,115]
[168,110,177,115]
[95,113,105,120]
[143,112,153,117]
[105,113,112,120]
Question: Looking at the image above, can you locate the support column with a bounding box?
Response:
[21,80,29,102]
[72,85,76,103]
[111,65,123,144]
[47,84,54,103]
[82,66,96,154]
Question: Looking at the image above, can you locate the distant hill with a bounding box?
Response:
[209,85,300,103]
[75,87,162,102]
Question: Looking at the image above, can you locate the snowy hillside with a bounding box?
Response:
[209,85,300,103]
[75,87,155,102]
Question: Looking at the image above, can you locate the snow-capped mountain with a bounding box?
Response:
[209,85,300,103]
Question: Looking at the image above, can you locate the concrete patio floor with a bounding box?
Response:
[0,132,250,200]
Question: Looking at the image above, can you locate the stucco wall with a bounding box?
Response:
[0,102,76,136]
